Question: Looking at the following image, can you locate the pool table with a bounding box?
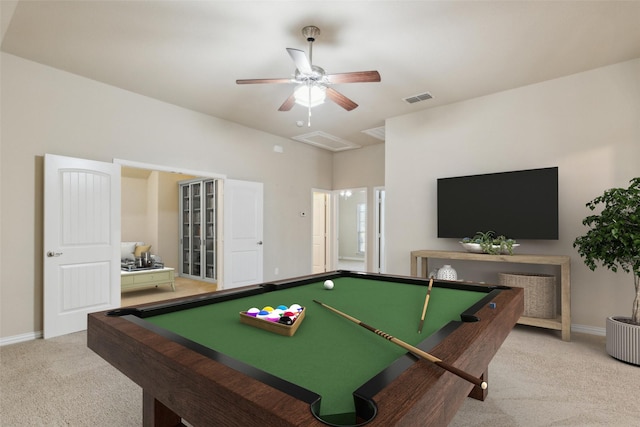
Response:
[88,271,523,427]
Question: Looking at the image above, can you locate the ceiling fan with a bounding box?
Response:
[236,26,380,117]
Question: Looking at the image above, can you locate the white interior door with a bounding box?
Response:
[44,154,121,338]
[223,179,263,289]
[312,190,331,273]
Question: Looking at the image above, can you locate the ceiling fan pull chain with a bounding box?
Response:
[307,85,312,126]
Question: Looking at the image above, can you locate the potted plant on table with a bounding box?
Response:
[461,231,518,255]
[573,177,640,365]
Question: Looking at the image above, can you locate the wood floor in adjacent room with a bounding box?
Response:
[121,276,217,307]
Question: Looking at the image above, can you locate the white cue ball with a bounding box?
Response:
[323,280,334,290]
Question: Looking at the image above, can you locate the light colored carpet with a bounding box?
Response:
[0,330,141,426]
[1,321,638,425]
[450,327,639,426]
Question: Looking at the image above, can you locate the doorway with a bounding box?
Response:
[118,161,224,305]
[120,166,195,272]
[335,188,367,272]
[45,155,265,336]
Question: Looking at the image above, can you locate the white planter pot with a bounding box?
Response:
[606,316,640,365]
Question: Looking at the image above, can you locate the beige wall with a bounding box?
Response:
[385,58,640,332]
[0,52,333,339]
[121,174,152,243]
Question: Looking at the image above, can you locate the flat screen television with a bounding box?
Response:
[437,167,558,240]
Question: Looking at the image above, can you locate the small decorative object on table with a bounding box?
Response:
[460,231,518,255]
[437,264,457,280]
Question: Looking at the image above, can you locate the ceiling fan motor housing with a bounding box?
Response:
[302,25,320,42]
[295,66,327,83]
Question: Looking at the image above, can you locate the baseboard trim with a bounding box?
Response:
[0,330,43,346]
[572,323,606,336]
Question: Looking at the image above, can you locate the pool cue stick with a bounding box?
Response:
[417,278,434,333]
[313,299,487,390]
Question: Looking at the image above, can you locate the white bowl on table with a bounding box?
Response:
[459,242,519,254]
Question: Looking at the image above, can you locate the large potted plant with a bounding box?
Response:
[573,177,640,365]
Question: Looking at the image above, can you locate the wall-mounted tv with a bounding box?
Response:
[437,167,558,240]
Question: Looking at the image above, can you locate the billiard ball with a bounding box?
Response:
[246,307,260,317]
[278,316,293,325]
[266,312,281,322]
[323,280,334,290]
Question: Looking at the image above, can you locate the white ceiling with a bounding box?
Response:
[2,1,640,151]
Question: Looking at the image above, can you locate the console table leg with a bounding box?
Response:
[560,262,571,341]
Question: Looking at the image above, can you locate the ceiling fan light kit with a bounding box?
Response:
[236,25,381,124]
[294,84,326,108]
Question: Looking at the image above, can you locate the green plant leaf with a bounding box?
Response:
[573,177,640,324]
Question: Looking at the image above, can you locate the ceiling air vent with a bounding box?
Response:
[361,126,385,141]
[292,131,360,152]
[403,91,433,104]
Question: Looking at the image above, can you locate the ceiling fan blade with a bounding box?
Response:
[326,71,381,84]
[236,78,293,85]
[278,93,296,111]
[326,87,358,111]
[286,48,313,75]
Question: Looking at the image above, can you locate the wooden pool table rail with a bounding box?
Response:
[87,273,523,427]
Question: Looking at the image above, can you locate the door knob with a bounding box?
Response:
[257,241,263,245]
[47,251,63,257]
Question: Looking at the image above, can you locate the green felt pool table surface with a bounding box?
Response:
[144,276,487,420]
[88,271,524,427]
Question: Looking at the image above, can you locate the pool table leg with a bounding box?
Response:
[143,391,184,427]
[467,369,488,401]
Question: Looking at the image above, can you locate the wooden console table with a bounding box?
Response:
[411,250,571,341]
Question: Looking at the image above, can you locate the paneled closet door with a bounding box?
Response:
[179,179,217,283]
[191,182,202,277]
[204,180,217,280]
